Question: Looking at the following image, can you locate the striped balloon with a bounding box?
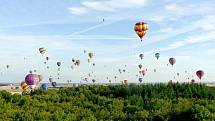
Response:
[134,22,148,41]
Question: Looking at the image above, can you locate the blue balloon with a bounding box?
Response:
[41,83,49,90]
[155,53,160,60]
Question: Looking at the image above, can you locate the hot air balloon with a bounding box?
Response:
[93,63,95,66]
[44,62,47,64]
[124,80,128,85]
[39,47,46,55]
[134,22,148,41]
[191,79,195,83]
[169,58,176,67]
[47,66,49,69]
[84,78,88,82]
[6,65,9,69]
[72,58,75,63]
[33,70,37,73]
[139,54,144,59]
[155,53,160,60]
[176,73,179,76]
[92,79,95,83]
[154,69,156,72]
[41,83,49,90]
[38,75,43,82]
[52,82,57,87]
[25,74,39,85]
[84,50,86,54]
[75,60,80,66]
[29,70,33,74]
[139,78,143,83]
[46,57,50,61]
[196,70,204,80]
[49,78,53,82]
[123,69,126,73]
[138,64,143,69]
[88,53,93,59]
[20,81,29,91]
[141,70,146,76]
[119,69,122,74]
[71,65,74,69]
[57,62,61,67]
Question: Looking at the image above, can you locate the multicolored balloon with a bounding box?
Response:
[20,81,29,91]
[39,47,46,55]
[134,22,149,41]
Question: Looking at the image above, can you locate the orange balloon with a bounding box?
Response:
[134,22,148,41]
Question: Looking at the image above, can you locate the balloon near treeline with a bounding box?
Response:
[41,83,49,90]
[52,82,57,87]
[20,81,29,91]
[196,70,204,80]
[139,78,143,83]
[25,74,39,85]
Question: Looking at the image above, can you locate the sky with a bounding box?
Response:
[0,0,215,83]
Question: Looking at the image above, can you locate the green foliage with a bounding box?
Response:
[0,83,215,120]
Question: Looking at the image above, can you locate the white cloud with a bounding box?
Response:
[68,6,89,15]
[69,0,146,15]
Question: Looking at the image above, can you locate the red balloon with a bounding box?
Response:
[196,70,204,80]
[191,79,195,83]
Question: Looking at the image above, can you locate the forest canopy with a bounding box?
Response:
[1,83,215,121]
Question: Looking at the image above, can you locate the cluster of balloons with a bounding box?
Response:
[20,74,41,93]
[19,21,206,90]
[20,73,59,93]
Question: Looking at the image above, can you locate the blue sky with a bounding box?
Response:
[0,0,215,83]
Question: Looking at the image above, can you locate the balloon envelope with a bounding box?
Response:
[155,53,160,59]
[25,74,39,85]
[196,70,204,80]
[134,22,148,41]
[139,54,144,59]
[57,62,61,67]
[20,81,29,91]
[139,78,143,83]
[41,83,49,90]
[39,47,46,55]
[52,82,57,87]
[169,58,176,66]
